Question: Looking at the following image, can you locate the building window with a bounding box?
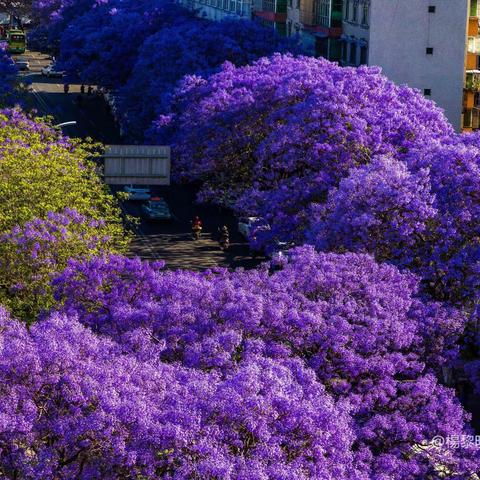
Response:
[350,42,357,64]
[424,88,431,96]
[471,0,478,17]
[469,36,480,54]
[361,1,369,25]
[331,0,343,27]
[428,5,435,13]
[329,38,342,61]
[345,0,350,20]
[426,47,433,54]
[360,44,368,64]
[342,42,348,63]
[352,1,358,22]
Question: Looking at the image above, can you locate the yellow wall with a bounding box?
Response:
[466,91,475,109]
[469,17,479,35]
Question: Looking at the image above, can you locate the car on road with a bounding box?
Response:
[141,197,172,221]
[268,241,295,261]
[238,216,264,239]
[41,63,64,78]
[14,57,29,71]
[124,185,151,201]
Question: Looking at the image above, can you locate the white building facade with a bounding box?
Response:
[341,0,470,131]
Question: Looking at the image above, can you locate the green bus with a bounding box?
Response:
[7,29,26,54]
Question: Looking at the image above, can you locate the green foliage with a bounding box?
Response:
[0,109,128,320]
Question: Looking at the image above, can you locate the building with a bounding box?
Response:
[286,0,343,58]
[340,0,369,66]
[341,0,471,132]
[464,0,480,130]
[253,0,288,35]
[178,0,476,132]
[178,0,253,21]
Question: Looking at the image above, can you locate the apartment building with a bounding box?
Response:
[178,0,253,21]
[464,0,480,130]
[341,0,470,132]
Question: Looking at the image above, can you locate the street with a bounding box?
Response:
[20,49,260,270]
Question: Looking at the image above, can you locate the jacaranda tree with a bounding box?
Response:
[155,54,451,238]
[0,209,117,321]
[51,248,479,479]
[119,19,299,139]
[29,0,99,52]
[58,0,195,88]
[0,303,357,479]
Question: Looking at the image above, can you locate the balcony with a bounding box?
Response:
[465,70,480,92]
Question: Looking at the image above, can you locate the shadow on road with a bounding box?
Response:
[121,184,264,271]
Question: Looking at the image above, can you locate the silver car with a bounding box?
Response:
[123,185,151,201]
[41,63,64,78]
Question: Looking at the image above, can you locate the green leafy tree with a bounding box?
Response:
[0,109,128,320]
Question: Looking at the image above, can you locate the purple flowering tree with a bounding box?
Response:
[57,0,196,88]
[307,156,437,267]
[0,209,118,321]
[52,247,478,478]
[155,54,451,242]
[117,19,299,139]
[0,305,355,478]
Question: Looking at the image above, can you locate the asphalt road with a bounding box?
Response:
[18,51,121,143]
[19,49,261,271]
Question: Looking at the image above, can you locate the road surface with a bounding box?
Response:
[20,49,261,271]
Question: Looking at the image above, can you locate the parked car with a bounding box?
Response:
[268,241,295,261]
[238,217,263,239]
[41,63,64,77]
[14,57,29,71]
[141,197,172,221]
[124,185,151,201]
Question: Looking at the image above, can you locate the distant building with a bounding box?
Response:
[286,0,343,59]
[179,0,477,132]
[178,0,253,21]
[340,0,471,132]
[464,0,480,130]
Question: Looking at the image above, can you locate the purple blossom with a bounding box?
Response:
[51,248,478,478]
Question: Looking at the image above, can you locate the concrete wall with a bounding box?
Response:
[368,0,468,131]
